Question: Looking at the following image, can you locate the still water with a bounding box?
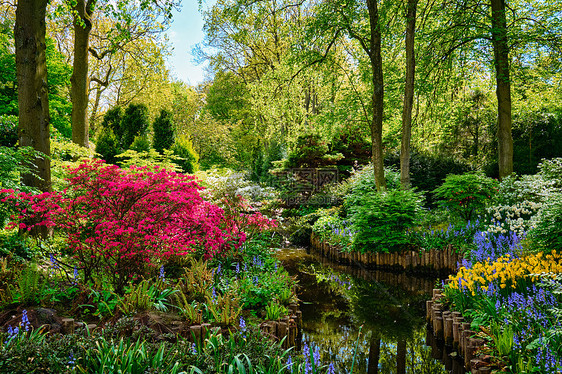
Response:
[277,246,463,374]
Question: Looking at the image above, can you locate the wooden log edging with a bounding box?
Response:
[310,233,462,275]
[427,288,492,373]
[259,302,302,348]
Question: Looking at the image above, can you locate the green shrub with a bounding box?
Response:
[346,189,424,253]
[0,232,37,262]
[433,172,498,221]
[0,146,41,226]
[95,127,121,164]
[101,106,123,139]
[538,157,562,188]
[530,193,562,251]
[130,135,150,153]
[385,150,471,206]
[0,115,18,147]
[172,134,199,173]
[153,109,174,153]
[121,104,149,149]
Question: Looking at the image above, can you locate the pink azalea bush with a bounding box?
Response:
[1,160,275,292]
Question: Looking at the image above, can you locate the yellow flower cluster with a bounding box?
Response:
[448,250,562,295]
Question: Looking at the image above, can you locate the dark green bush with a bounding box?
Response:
[385,150,471,205]
[0,115,17,147]
[153,109,175,153]
[531,193,562,251]
[346,188,424,253]
[0,232,37,262]
[512,110,562,175]
[121,104,150,149]
[433,172,498,221]
[130,135,150,153]
[172,134,199,173]
[101,106,123,139]
[95,128,121,164]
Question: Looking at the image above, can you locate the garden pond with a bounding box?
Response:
[277,245,465,373]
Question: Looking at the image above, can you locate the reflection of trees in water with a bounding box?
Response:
[302,262,448,373]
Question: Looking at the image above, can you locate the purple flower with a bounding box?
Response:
[313,346,321,365]
[159,265,165,280]
[21,310,30,332]
[286,355,293,371]
[239,316,246,332]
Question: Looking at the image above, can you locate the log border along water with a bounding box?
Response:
[427,289,492,373]
[310,233,463,275]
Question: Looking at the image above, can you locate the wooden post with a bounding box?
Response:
[190,325,202,345]
[61,318,75,334]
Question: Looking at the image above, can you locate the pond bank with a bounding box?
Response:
[311,234,463,275]
[277,245,464,373]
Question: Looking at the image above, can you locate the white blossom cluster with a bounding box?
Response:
[486,200,542,236]
[199,169,278,203]
[485,171,558,237]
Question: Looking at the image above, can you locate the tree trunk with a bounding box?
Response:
[70,0,94,148]
[15,0,51,193]
[367,0,386,191]
[396,339,406,374]
[490,0,513,179]
[400,0,417,189]
[368,337,381,374]
[89,86,103,134]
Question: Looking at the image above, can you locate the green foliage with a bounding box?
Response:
[115,149,183,172]
[345,188,424,253]
[385,150,472,206]
[78,337,183,374]
[530,193,562,251]
[130,134,150,153]
[265,301,287,321]
[101,107,124,139]
[433,172,498,221]
[51,134,95,190]
[153,108,175,153]
[284,134,342,169]
[0,146,41,226]
[95,127,121,164]
[172,134,199,173]
[512,111,562,175]
[121,104,150,150]
[0,232,37,262]
[8,263,46,306]
[0,115,17,147]
[0,324,293,374]
[538,157,562,188]
[332,164,401,200]
[45,38,72,138]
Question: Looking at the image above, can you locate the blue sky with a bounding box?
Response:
[167,0,217,85]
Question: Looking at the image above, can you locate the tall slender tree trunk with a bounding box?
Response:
[367,0,386,191]
[396,339,406,374]
[368,337,381,373]
[400,0,417,189]
[490,0,513,179]
[71,0,94,148]
[15,0,51,193]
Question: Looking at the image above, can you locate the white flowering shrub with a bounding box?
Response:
[485,160,560,236]
[197,168,278,204]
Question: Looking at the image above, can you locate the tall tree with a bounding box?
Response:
[400,0,417,189]
[490,0,512,179]
[14,0,51,192]
[366,0,386,191]
[70,0,94,148]
[69,0,175,148]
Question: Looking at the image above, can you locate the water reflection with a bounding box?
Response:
[278,247,452,373]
